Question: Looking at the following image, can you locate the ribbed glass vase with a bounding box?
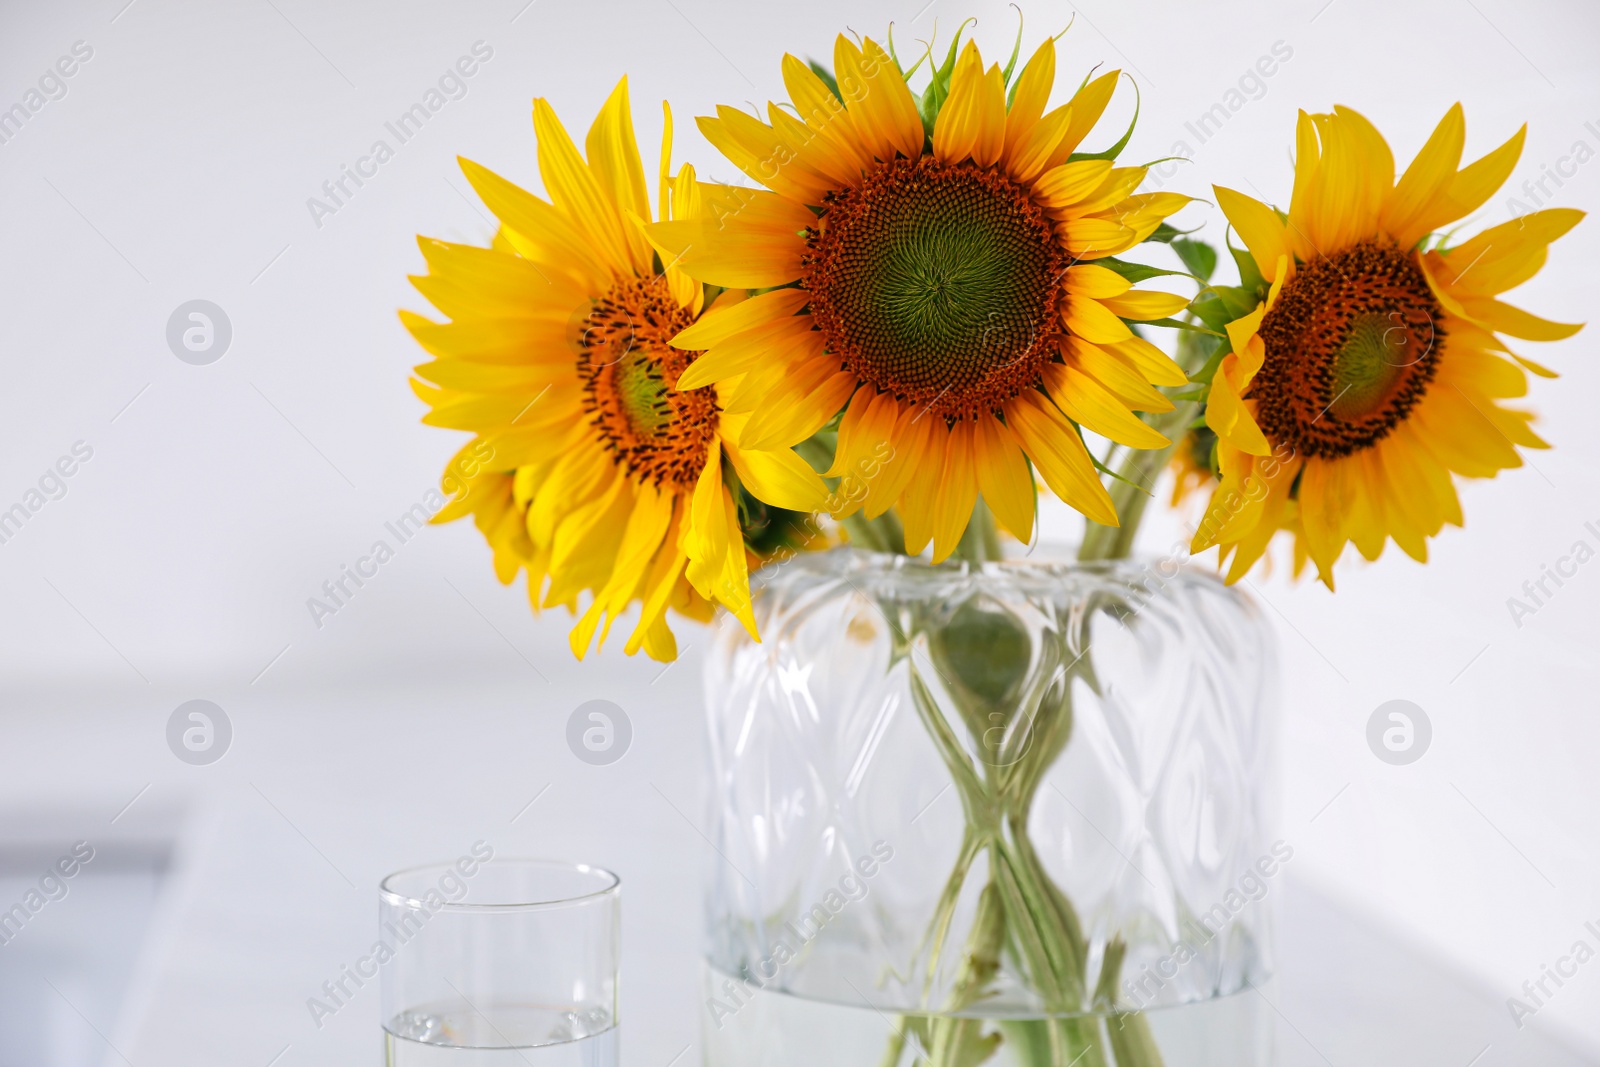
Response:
[700,546,1281,1067]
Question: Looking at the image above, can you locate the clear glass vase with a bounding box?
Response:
[700,546,1280,1067]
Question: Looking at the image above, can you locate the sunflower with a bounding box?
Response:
[405,78,830,661]
[1191,105,1583,587]
[645,31,1192,562]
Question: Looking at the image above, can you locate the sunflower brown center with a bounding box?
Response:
[803,156,1069,420]
[1251,241,1443,459]
[577,275,718,489]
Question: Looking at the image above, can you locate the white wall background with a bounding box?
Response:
[0,0,1596,1062]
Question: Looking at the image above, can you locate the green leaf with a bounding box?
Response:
[1095,257,1193,284]
[1171,238,1217,282]
[1187,293,1232,334]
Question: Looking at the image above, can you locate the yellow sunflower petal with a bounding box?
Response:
[974,410,1036,543]
[671,287,810,351]
[1099,289,1190,321]
[624,507,690,657]
[1049,69,1120,166]
[584,77,655,271]
[1215,185,1291,285]
[1065,337,1174,412]
[1044,364,1169,449]
[1004,391,1117,526]
[1064,264,1131,299]
[933,42,1001,165]
[1285,111,1323,261]
[1034,159,1114,210]
[1454,294,1582,341]
[781,52,872,174]
[1062,294,1133,344]
[861,402,931,519]
[1106,336,1187,387]
[1381,103,1465,247]
[1296,458,1348,587]
[698,105,833,203]
[738,368,855,450]
[723,438,830,513]
[899,420,949,556]
[570,481,675,657]
[533,98,636,274]
[825,386,877,477]
[1003,39,1062,181]
[931,419,981,563]
[458,158,610,286]
[1438,124,1527,227]
[839,36,925,162]
[1432,208,1584,295]
[675,308,818,391]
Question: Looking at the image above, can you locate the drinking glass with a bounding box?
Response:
[379,857,620,1066]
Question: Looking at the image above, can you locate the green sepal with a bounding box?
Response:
[1211,283,1258,319]
[1075,422,1155,494]
[807,59,842,104]
[1145,221,1202,244]
[928,17,976,112]
[1186,293,1233,334]
[1067,74,1137,162]
[1095,257,1194,285]
[888,22,931,81]
[1186,332,1231,386]
[1225,226,1266,294]
[1000,8,1026,86]
[1137,316,1224,337]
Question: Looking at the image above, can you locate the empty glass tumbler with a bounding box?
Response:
[379,854,621,1066]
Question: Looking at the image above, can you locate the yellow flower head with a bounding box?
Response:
[1195,105,1582,587]
[405,78,830,661]
[646,29,1193,562]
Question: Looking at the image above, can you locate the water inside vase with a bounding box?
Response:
[700,962,1274,1067]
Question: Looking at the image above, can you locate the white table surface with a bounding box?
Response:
[0,668,1592,1067]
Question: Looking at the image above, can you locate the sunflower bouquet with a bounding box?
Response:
[400,16,1579,1067]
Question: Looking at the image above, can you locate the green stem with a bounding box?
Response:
[1076,404,1194,563]
[842,509,907,555]
[1079,328,1217,564]
[795,432,908,554]
[955,499,1004,564]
